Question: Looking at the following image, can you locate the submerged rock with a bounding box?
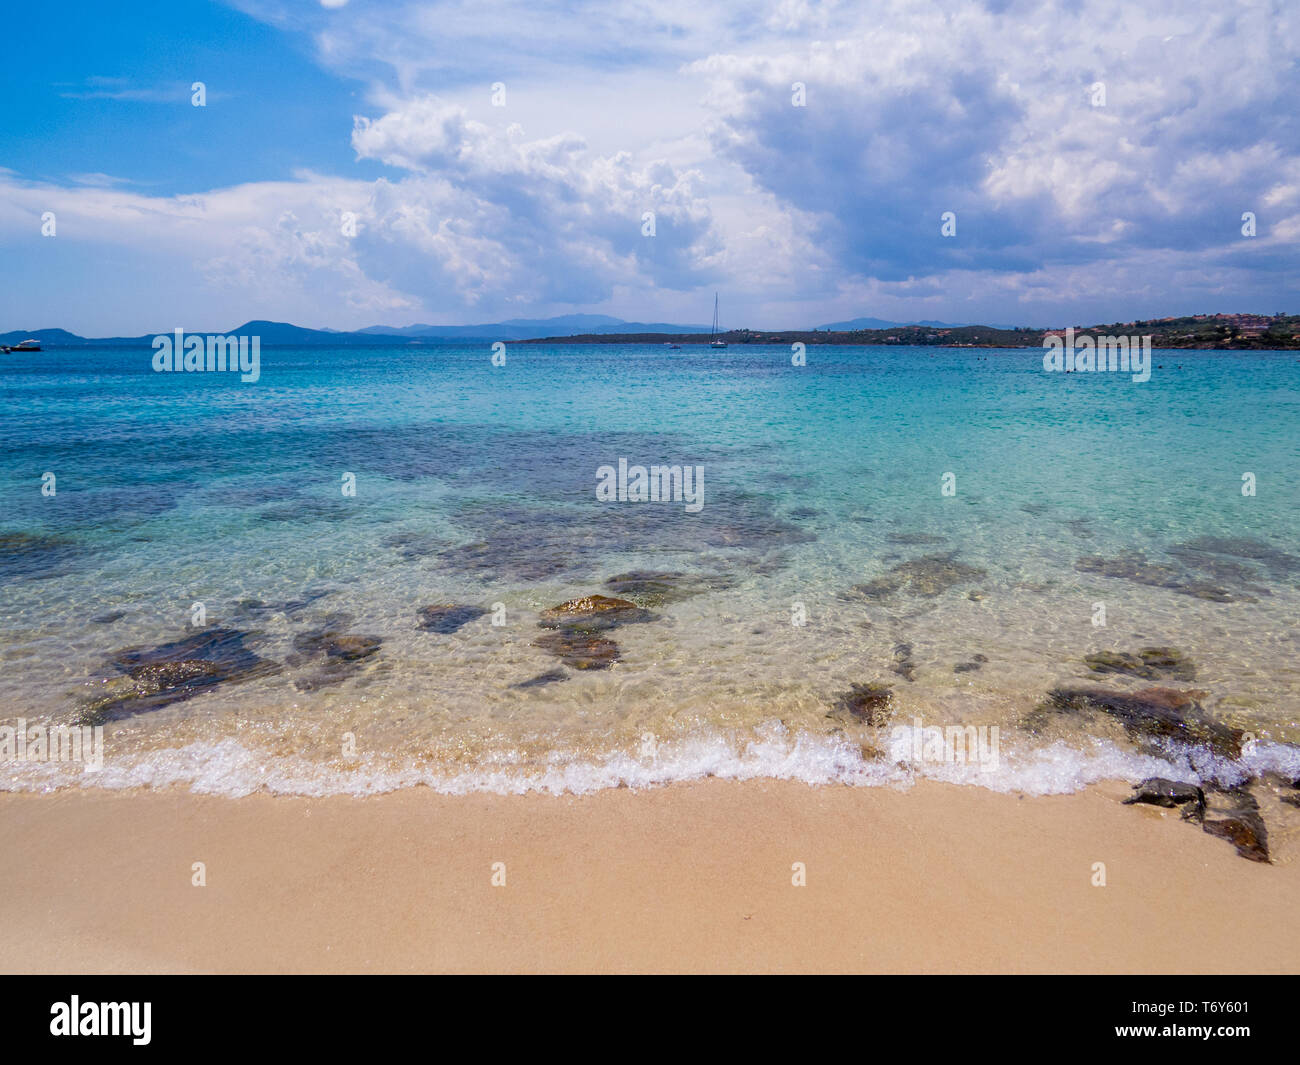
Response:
[602,571,733,606]
[0,531,85,580]
[828,682,893,726]
[1076,554,1182,586]
[1123,777,1205,819]
[383,531,443,560]
[1074,554,1235,602]
[229,589,337,623]
[891,642,917,683]
[1176,536,1300,578]
[288,628,383,690]
[1084,646,1197,682]
[1043,687,1243,758]
[78,627,278,724]
[538,595,658,632]
[851,553,985,600]
[293,631,382,661]
[416,604,488,634]
[533,630,620,670]
[279,589,339,616]
[1166,546,1271,593]
[510,669,569,689]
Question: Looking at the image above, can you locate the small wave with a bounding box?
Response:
[3,723,1297,799]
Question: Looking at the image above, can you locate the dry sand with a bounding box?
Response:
[1,778,1295,973]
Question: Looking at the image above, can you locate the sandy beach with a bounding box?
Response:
[2,778,1295,974]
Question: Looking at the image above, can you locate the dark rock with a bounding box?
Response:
[533,631,620,670]
[1123,777,1205,819]
[259,499,353,524]
[89,611,126,625]
[1202,789,1269,862]
[1165,547,1272,595]
[1203,814,1269,862]
[1176,536,1300,578]
[954,661,981,673]
[1043,687,1243,758]
[1076,554,1183,587]
[829,682,893,725]
[850,553,985,600]
[278,589,338,615]
[538,595,658,632]
[230,591,337,622]
[1177,583,1237,603]
[78,627,278,724]
[0,531,85,580]
[603,571,734,606]
[288,628,383,690]
[438,537,573,583]
[510,670,569,689]
[128,659,224,688]
[383,531,443,560]
[891,642,917,683]
[292,631,382,661]
[1084,647,1197,681]
[1075,554,1235,602]
[1083,650,1144,676]
[416,604,488,634]
[1134,647,1197,681]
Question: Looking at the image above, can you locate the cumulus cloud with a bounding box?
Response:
[349,97,718,305]
[691,0,1300,293]
[6,0,1297,333]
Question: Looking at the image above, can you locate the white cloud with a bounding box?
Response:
[7,0,1297,333]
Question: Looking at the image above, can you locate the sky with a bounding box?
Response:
[0,0,1296,335]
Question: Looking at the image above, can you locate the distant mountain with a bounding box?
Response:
[361,315,626,338]
[361,315,707,340]
[0,327,92,346]
[7,312,1296,351]
[1,315,710,347]
[817,317,1017,330]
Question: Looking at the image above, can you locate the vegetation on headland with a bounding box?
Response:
[4,313,1298,350]
[519,313,1300,349]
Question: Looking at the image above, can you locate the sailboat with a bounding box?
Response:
[710,292,727,348]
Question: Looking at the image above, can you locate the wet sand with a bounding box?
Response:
[1,779,1295,974]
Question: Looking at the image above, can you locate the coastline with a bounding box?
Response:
[3,778,1295,974]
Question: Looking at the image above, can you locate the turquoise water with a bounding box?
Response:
[2,343,1298,794]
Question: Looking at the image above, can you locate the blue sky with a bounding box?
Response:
[1,0,1296,335]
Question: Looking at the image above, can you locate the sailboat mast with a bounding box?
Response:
[709,292,728,348]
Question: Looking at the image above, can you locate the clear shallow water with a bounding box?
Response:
[1,343,1298,795]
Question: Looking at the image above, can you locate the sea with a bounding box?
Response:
[2,341,1298,796]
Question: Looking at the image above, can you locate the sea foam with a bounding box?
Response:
[3,723,1295,799]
